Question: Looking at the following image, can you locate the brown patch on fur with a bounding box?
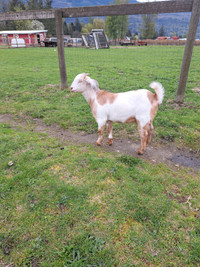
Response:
[137,121,153,155]
[125,116,137,123]
[107,138,113,146]
[150,105,158,121]
[147,91,158,104]
[107,120,113,134]
[88,98,97,119]
[107,120,113,145]
[97,90,118,106]
[96,125,105,146]
[147,91,158,121]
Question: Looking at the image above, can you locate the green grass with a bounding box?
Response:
[0,124,199,266]
[0,46,200,150]
[0,46,200,266]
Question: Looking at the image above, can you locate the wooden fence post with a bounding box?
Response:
[176,0,200,103]
[55,9,68,89]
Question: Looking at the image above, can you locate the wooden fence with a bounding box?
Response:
[0,0,200,102]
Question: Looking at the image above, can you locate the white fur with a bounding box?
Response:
[150,81,164,105]
[70,73,164,154]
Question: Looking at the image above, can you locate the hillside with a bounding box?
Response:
[52,0,137,8]
[52,0,200,38]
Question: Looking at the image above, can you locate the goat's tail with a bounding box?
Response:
[149,82,164,105]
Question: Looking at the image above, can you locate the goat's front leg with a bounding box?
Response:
[106,120,113,145]
[96,123,105,146]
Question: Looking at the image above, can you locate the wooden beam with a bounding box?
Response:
[0,0,193,21]
[55,9,68,89]
[0,9,54,21]
[62,0,193,18]
[176,0,200,102]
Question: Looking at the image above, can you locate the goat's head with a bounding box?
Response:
[70,73,99,93]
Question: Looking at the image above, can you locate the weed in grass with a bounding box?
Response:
[58,234,109,266]
[118,155,142,167]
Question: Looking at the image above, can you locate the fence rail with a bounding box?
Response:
[0,0,194,21]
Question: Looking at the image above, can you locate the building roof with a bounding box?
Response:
[0,30,48,35]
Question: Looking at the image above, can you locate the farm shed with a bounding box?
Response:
[0,30,48,47]
[82,29,109,49]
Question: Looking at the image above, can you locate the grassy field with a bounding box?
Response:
[0,46,200,150]
[0,46,200,266]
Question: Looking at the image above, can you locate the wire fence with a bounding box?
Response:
[1,36,200,49]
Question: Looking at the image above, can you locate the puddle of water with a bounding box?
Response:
[172,155,200,169]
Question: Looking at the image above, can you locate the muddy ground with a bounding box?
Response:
[0,114,199,171]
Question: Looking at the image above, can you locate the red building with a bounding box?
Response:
[0,30,48,47]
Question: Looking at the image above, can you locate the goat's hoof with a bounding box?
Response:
[96,141,102,146]
[137,150,143,155]
[107,138,113,146]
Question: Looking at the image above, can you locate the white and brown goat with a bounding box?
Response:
[70,73,164,155]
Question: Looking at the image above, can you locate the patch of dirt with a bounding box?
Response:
[0,261,14,267]
[166,99,198,110]
[0,114,200,171]
[192,87,200,94]
[43,84,60,88]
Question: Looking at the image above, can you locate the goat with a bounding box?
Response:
[70,73,164,155]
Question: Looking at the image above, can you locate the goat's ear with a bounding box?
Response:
[82,73,90,79]
[91,79,99,92]
[84,76,99,92]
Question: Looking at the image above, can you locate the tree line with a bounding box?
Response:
[0,0,168,39]
[0,0,56,35]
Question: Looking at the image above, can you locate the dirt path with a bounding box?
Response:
[0,114,200,171]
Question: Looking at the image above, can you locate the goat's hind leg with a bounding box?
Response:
[137,122,149,155]
[146,122,153,146]
[106,120,113,146]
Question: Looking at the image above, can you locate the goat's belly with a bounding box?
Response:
[97,99,151,122]
[109,103,151,124]
[110,114,137,123]
[107,106,137,123]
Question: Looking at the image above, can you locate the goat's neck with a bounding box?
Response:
[82,89,97,103]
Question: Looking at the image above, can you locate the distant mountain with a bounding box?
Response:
[52,0,137,8]
[52,0,200,38]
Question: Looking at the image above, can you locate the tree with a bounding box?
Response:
[106,0,129,40]
[126,28,132,38]
[26,0,43,10]
[8,0,25,11]
[0,0,8,12]
[117,15,128,39]
[82,18,105,34]
[0,0,8,30]
[140,14,157,39]
[106,16,119,40]
[158,25,165,37]
[29,20,45,30]
[75,18,82,33]
[63,21,69,35]
[0,0,55,35]
[40,0,55,36]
